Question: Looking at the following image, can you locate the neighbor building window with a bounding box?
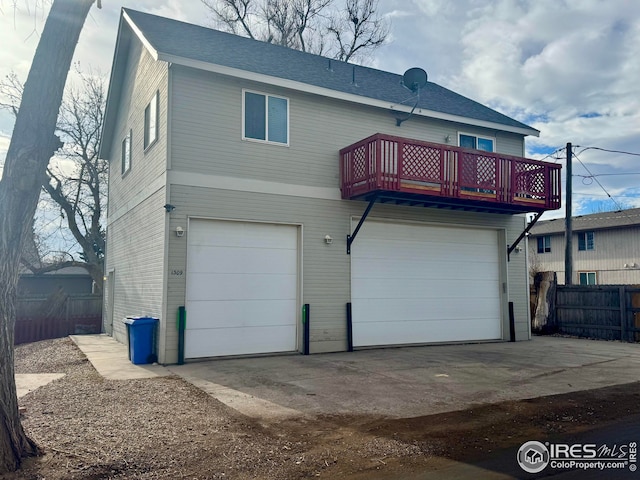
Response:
[537,235,551,254]
[243,90,289,145]
[121,130,132,174]
[579,272,597,285]
[459,133,494,152]
[578,231,595,251]
[144,91,158,150]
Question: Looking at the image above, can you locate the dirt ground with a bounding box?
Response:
[4,337,640,479]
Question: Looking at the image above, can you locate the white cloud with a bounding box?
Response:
[1,1,639,216]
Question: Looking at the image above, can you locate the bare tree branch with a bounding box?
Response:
[1,66,106,293]
[201,0,388,62]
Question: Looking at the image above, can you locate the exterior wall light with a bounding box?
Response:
[176,226,184,237]
[324,235,333,245]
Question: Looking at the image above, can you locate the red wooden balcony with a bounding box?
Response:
[340,134,561,214]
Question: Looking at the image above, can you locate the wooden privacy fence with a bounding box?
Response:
[15,293,103,345]
[552,285,640,342]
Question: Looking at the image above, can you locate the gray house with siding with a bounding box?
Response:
[530,208,640,285]
[100,9,561,364]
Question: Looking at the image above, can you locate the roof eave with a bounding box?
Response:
[99,10,161,160]
[157,52,539,137]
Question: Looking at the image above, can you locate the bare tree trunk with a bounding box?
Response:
[532,271,557,333]
[0,0,95,472]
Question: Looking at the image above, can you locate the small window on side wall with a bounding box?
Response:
[144,91,158,150]
[579,272,597,285]
[121,130,132,175]
[243,90,289,145]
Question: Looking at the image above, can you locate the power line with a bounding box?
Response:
[576,146,640,157]
[572,150,626,211]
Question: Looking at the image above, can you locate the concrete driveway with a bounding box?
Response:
[169,337,640,420]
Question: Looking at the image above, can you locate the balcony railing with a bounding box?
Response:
[340,133,561,213]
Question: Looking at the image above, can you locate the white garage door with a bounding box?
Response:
[185,220,298,358]
[351,221,502,347]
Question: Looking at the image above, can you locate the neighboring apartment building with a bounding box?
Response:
[529,208,640,285]
[99,9,561,364]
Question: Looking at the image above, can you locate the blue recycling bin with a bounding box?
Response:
[124,316,158,365]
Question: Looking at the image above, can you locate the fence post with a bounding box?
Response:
[620,286,628,342]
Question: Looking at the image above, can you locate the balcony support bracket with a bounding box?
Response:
[347,195,377,254]
[507,212,544,261]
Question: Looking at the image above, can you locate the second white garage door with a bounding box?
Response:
[351,221,502,347]
[185,220,298,358]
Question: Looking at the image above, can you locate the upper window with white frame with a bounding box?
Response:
[144,91,158,150]
[578,231,595,251]
[121,130,132,175]
[243,90,289,145]
[459,133,495,152]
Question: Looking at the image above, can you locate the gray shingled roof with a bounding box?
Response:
[122,8,537,134]
[531,208,640,236]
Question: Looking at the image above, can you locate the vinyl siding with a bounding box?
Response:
[104,36,169,353]
[163,185,530,363]
[105,188,166,346]
[169,65,528,191]
[530,226,640,285]
[106,39,169,221]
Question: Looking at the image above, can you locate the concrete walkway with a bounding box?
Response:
[16,374,65,399]
[70,334,171,380]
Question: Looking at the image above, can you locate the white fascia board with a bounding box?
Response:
[122,10,160,61]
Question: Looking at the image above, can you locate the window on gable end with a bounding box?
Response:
[121,130,132,175]
[144,91,158,150]
[243,90,289,145]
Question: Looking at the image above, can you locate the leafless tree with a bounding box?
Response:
[1,69,107,293]
[0,0,97,472]
[201,0,388,63]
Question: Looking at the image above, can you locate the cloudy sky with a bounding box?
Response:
[1,0,639,220]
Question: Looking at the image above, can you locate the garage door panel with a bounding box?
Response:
[187,246,297,274]
[189,221,297,250]
[352,221,502,347]
[186,220,298,358]
[353,257,498,280]
[352,278,499,300]
[187,272,296,301]
[353,318,502,347]
[353,297,502,323]
[185,299,296,329]
[185,324,296,358]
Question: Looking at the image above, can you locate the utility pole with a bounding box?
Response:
[564,142,573,285]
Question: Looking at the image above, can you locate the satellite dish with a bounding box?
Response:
[402,67,428,92]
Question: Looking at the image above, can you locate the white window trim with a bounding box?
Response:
[458,132,496,152]
[144,91,159,152]
[242,89,290,147]
[121,129,132,175]
[579,271,597,285]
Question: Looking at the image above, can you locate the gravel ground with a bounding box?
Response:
[6,337,640,479]
[6,338,420,479]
